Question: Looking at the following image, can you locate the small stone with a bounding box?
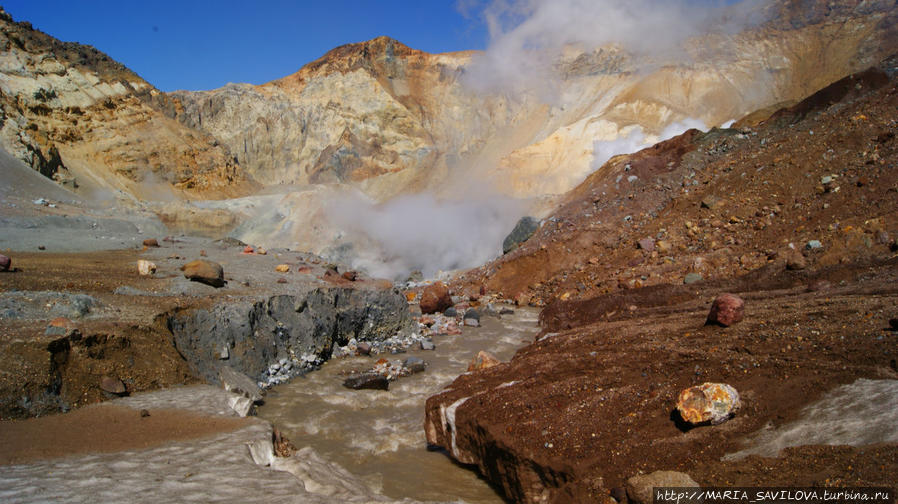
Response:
[342,270,358,281]
[463,309,481,322]
[806,240,823,250]
[137,259,156,276]
[443,306,458,317]
[637,238,655,252]
[676,382,741,425]
[181,259,225,287]
[420,339,435,351]
[700,195,724,210]
[100,376,126,395]
[45,317,76,336]
[0,254,12,272]
[273,428,297,457]
[807,279,832,292]
[655,240,672,253]
[275,264,290,273]
[876,230,890,245]
[467,351,500,372]
[627,471,699,504]
[706,293,744,327]
[784,249,807,270]
[242,245,255,254]
[276,278,287,284]
[464,318,480,327]
[610,487,628,504]
[683,273,703,285]
[140,409,150,418]
[357,342,372,356]
[343,373,389,391]
[219,346,229,360]
[44,325,69,336]
[420,282,452,314]
[142,239,159,247]
[404,356,427,374]
[38,245,45,250]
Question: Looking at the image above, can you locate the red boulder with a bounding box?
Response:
[707,293,744,327]
[420,282,452,314]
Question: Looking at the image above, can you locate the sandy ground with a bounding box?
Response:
[0,403,250,465]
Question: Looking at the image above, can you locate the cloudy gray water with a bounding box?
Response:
[725,378,898,460]
[258,308,541,503]
[0,386,411,503]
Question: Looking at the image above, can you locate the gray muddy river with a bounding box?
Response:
[258,307,540,503]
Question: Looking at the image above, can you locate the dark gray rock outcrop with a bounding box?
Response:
[502,216,540,254]
[167,286,413,385]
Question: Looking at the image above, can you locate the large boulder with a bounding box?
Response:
[676,382,741,425]
[502,216,540,254]
[420,282,452,314]
[181,259,224,287]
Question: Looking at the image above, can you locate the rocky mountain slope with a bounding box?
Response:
[162,0,897,265]
[426,54,898,503]
[168,0,896,201]
[0,9,254,200]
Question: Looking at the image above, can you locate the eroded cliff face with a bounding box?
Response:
[0,10,254,200]
[168,37,531,201]
[169,0,897,205]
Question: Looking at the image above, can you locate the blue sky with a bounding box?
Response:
[2,1,489,92]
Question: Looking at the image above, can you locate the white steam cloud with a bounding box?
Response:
[462,0,770,97]
[299,0,768,280]
[326,191,526,280]
[591,118,708,171]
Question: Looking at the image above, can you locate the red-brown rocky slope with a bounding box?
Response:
[429,56,898,503]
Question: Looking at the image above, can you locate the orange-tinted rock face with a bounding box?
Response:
[168,0,898,207]
[0,9,254,202]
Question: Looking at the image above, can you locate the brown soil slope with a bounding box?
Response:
[430,57,898,503]
[454,58,898,305]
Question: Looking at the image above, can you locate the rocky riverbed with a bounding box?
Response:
[259,306,541,503]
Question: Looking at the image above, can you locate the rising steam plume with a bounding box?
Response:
[304,0,770,279]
